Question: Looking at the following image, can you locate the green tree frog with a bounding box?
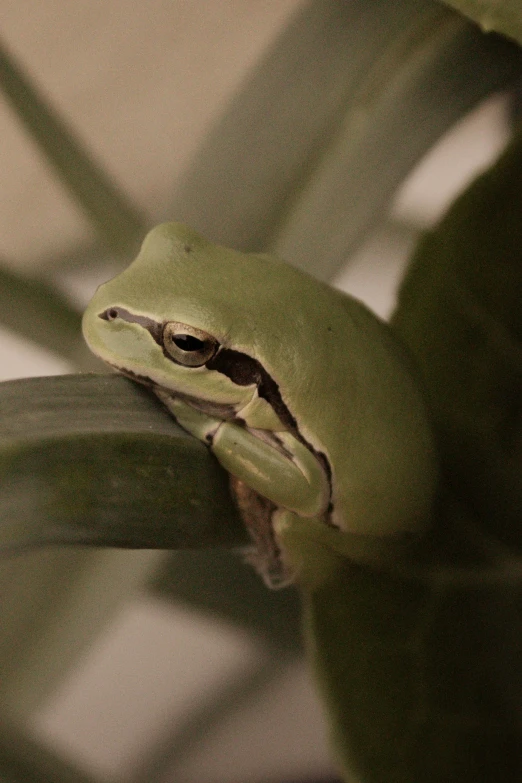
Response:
[82,222,436,588]
[83,222,438,781]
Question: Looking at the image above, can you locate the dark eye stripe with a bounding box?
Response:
[207,349,298,430]
[206,349,261,386]
[99,307,163,345]
[208,348,332,500]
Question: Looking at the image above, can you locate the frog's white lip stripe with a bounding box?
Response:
[157,388,239,421]
[105,361,156,388]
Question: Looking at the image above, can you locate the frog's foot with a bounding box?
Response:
[230,477,295,589]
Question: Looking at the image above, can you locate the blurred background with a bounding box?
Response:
[0,1,515,782]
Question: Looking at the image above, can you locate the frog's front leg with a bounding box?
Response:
[158,388,416,583]
[156,387,329,517]
[210,423,330,519]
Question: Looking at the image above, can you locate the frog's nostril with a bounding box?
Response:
[100,308,120,321]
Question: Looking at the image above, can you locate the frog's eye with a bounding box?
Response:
[162,321,218,367]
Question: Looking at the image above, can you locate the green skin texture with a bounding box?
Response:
[82,222,437,780]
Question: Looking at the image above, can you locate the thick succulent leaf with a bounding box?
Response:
[392,129,522,550]
[0,373,248,709]
[442,0,522,45]
[0,40,146,258]
[0,373,246,552]
[171,0,522,280]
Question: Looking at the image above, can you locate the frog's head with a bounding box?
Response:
[82,222,307,430]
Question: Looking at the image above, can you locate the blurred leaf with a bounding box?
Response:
[130,657,297,783]
[0,39,146,257]
[0,263,97,370]
[0,373,246,552]
[0,719,95,783]
[441,0,522,44]
[308,536,522,783]
[0,373,300,781]
[392,128,522,550]
[151,549,302,652]
[171,0,522,280]
[142,554,304,781]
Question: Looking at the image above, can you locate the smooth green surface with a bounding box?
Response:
[392,129,522,550]
[308,535,522,783]
[442,0,522,44]
[0,373,246,552]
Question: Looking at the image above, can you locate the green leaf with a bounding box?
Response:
[0,40,146,257]
[0,374,299,771]
[392,129,522,550]
[0,373,246,552]
[0,373,248,710]
[441,0,522,45]
[308,536,522,783]
[171,0,522,280]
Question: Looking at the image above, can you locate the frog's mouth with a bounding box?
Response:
[153,386,239,421]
